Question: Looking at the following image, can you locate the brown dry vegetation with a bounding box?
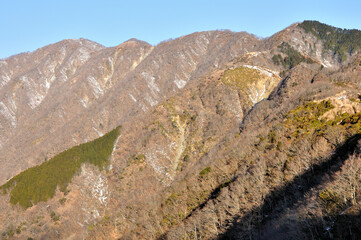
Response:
[1,21,361,240]
[82,64,361,240]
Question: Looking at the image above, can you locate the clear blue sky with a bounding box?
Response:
[1,0,360,59]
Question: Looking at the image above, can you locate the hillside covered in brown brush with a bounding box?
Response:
[1,20,361,239]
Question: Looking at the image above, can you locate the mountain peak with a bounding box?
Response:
[116,38,151,49]
[1,21,361,240]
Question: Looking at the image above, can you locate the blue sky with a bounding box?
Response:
[1,0,360,58]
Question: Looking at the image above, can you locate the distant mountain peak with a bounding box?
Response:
[116,38,151,49]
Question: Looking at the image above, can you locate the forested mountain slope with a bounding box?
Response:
[1,21,361,239]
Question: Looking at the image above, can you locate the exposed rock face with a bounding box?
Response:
[1,21,361,239]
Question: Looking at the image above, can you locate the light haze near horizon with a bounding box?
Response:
[1,0,360,58]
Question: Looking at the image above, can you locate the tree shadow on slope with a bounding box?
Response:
[253,210,361,240]
[218,133,361,240]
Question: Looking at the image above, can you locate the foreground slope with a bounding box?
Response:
[164,64,361,239]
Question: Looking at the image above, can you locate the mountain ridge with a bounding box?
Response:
[1,20,361,239]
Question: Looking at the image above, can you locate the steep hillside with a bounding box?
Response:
[0,31,259,184]
[162,65,361,239]
[299,20,361,62]
[0,21,361,239]
[0,52,282,239]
